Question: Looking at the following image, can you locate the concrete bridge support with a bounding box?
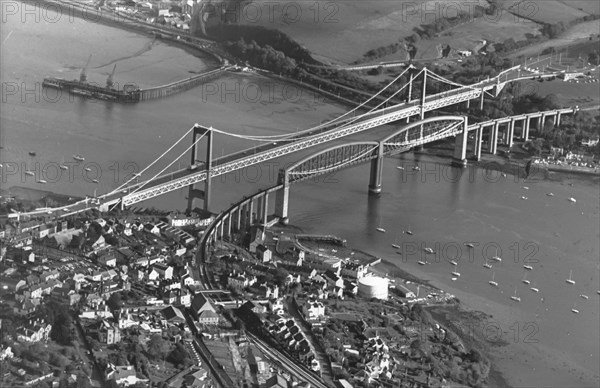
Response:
[491,122,499,155]
[524,117,531,141]
[226,214,231,237]
[248,199,255,225]
[187,126,213,213]
[262,193,269,226]
[508,119,515,148]
[275,170,290,224]
[479,87,484,110]
[368,142,385,194]
[235,206,241,231]
[474,126,483,160]
[452,117,469,167]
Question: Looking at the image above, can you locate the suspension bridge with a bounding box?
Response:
[8,63,592,220]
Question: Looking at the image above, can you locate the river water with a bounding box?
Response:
[1,3,599,387]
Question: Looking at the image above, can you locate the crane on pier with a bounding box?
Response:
[106,64,117,89]
[79,54,92,83]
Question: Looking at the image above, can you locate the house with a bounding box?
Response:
[228,274,249,291]
[21,248,35,263]
[341,262,367,279]
[256,245,272,263]
[152,263,173,280]
[163,290,178,305]
[265,374,291,388]
[324,270,344,289]
[241,301,267,314]
[190,294,219,324]
[105,364,141,386]
[98,252,117,267]
[16,319,52,342]
[98,320,121,344]
[144,223,161,235]
[178,290,192,306]
[160,306,186,324]
[302,300,325,321]
[117,247,137,262]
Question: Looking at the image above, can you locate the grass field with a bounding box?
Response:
[499,0,597,23]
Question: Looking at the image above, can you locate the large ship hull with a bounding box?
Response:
[42,78,140,102]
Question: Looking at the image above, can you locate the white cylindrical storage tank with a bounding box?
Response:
[358,276,389,300]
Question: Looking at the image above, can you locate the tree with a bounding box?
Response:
[146,334,170,360]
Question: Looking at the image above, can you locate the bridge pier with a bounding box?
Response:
[452,117,469,167]
[235,206,242,231]
[187,125,213,213]
[226,214,231,237]
[248,199,255,225]
[474,126,483,160]
[262,193,269,226]
[275,170,290,225]
[491,122,499,155]
[479,87,484,110]
[368,141,385,194]
[524,116,531,140]
[508,118,515,148]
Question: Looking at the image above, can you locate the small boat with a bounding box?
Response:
[73,154,85,162]
[579,294,588,300]
[464,243,475,248]
[92,179,99,184]
[510,288,521,302]
[522,186,529,190]
[59,157,68,170]
[451,277,458,281]
[29,151,36,156]
[530,286,539,293]
[522,273,530,284]
[412,166,420,171]
[84,167,91,172]
[489,272,498,287]
[418,260,426,266]
[37,179,47,184]
[571,303,579,314]
[483,262,492,269]
[25,171,35,176]
[396,166,404,170]
[523,265,533,270]
[376,227,386,233]
[492,248,502,262]
[391,244,400,249]
[521,196,528,200]
[566,270,575,285]
[501,173,507,177]
[568,197,576,203]
[424,247,435,254]
[451,271,461,277]
[405,226,413,235]
[546,193,554,197]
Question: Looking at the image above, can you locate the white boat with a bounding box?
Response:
[424,247,435,254]
[25,170,35,176]
[571,303,579,314]
[522,186,529,190]
[37,179,47,184]
[396,166,404,170]
[546,193,554,197]
[522,273,530,284]
[530,286,539,293]
[73,154,85,162]
[489,272,498,287]
[483,262,492,269]
[405,230,413,235]
[579,294,589,300]
[566,270,575,285]
[510,288,521,302]
[418,260,426,266]
[451,262,461,277]
[412,166,420,171]
[523,265,533,270]
[521,196,528,200]
[464,243,475,248]
[84,167,91,172]
[568,197,576,203]
[59,157,68,170]
[492,248,502,262]
[451,277,458,281]
[92,179,99,184]
[391,244,400,249]
[376,227,386,233]
[450,260,458,266]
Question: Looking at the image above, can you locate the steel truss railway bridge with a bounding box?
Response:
[9,63,590,221]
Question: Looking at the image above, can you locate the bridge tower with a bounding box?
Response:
[452,117,469,167]
[368,142,385,194]
[187,125,213,213]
